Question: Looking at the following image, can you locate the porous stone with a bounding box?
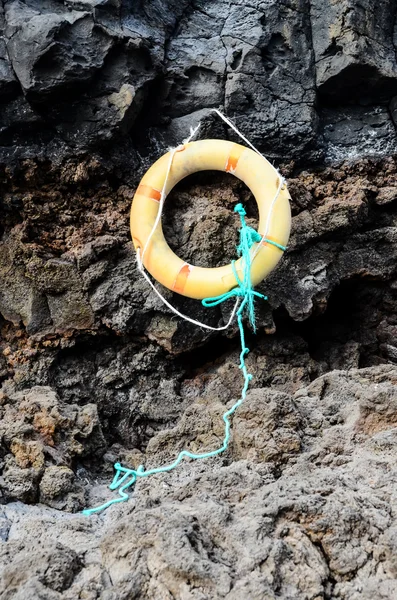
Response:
[0,386,106,509]
[2,1,397,598]
[1,367,397,598]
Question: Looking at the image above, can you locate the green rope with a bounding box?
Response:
[203,203,273,332]
[82,203,285,516]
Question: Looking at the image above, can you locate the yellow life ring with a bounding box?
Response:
[130,139,291,300]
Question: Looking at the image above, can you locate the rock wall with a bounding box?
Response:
[1,1,397,599]
[2,0,397,164]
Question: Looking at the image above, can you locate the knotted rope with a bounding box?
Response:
[202,203,285,331]
[82,110,287,516]
[83,203,285,516]
[134,109,286,332]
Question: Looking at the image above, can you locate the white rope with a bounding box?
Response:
[140,123,202,267]
[212,109,280,177]
[252,174,285,261]
[209,109,286,260]
[135,108,286,330]
[137,248,239,331]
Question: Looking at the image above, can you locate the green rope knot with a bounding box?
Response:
[203,202,270,332]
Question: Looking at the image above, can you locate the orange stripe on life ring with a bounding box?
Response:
[173,263,192,294]
[225,144,243,174]
[260,234,283,251]
[136,184,162,202]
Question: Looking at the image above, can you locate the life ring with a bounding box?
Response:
[130,139,291,300]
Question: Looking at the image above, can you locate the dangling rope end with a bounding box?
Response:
[83,109,286,516]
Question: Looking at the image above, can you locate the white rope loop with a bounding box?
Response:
[137,246,239,331]
[135,109,286,330]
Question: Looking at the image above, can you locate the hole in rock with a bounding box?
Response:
[321,38,343,59]
[274,277,394,371]
[318,64,397,106]
[231,49,242,70]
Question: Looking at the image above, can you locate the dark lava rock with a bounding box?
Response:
[2,1,397,599]
[1,0,397,163]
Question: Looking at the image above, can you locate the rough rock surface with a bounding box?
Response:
[2,1,397,599]
[2,0,397,164]
[2,367,397,599]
